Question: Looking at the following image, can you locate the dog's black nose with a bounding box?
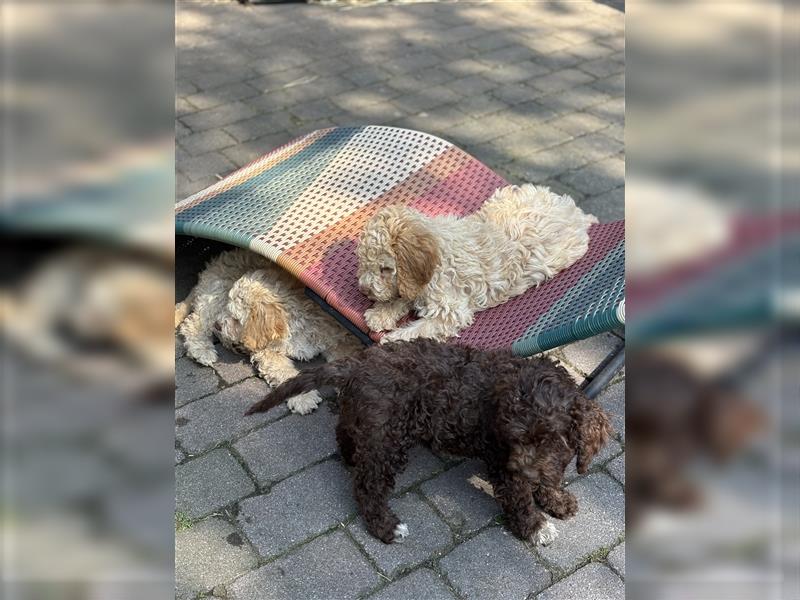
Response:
[213,322,222,332]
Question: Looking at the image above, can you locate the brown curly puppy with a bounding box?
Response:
[245,339,612,545]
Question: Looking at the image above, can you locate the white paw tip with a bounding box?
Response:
[393,523,409,542]
[287,392,320,415]
[533,521,558,546]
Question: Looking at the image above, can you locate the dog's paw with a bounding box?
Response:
[364,307,399,332]
[190,346,218,366]
[286,390,322,415]
[392,523,409,543]
[532,521,559,546]
[380,328,410,344]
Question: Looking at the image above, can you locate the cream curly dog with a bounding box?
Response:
[175,249,360,414]
[357,184,597,343]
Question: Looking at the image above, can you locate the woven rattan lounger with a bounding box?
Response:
[176,126,625,396]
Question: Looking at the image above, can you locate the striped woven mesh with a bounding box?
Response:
[176,126,625,354]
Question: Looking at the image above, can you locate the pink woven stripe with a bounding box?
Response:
[456,220,624,349]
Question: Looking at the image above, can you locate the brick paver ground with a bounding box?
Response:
[176,1,624,598]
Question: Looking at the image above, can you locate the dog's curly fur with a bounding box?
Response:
[176,249,360,414]
[357,184,597,343]
[246,339,612,544]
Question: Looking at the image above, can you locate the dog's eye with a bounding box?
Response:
[380,266,394,275]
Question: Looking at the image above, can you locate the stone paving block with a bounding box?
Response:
[237,460,356,559]
[549,111,611,136]
[446,74,497,97]
[177,174,218,200]
[490,124,573,158]
[349,493,452,577]
[175,356,219,407]
[607,542,625,577]
[478,44,538,69]
[503,98,559,123]
[393,85,461,114]
[579,56,625,79]
[289,98,342,122]
[458,93,508,118]
[191,70,250,92]
[419,460,499,535]
[384,52,443,76]
[395,446,445,492]
[332,87,396,112]
[539,85,610,116]
[369,568,457,600]
[529,68,595,93]
[413,66,460,86]
[538,563,624,600]
[355,101,406,125]
[573,132,624,163]
[176,78,198,97]
[587,97,625,124]
[181,102,258,132]
[568,40,616,62]
[345,65,392,86]
[578,186,624,223]
[597,381,624,442]
[230,531,379,600]
[439,528,551,600]
[537,474,624,571]
[444,57,492,77]
[175,335,186,359]
[606,454,625,485]
[222,133,293,168]
[176,449,255,519]
[224,114,292,143]
[248,67,311,92]
[176,517,258,600]
[483,62,549,84]
[491,82,542,106]
[176,97,196,118]
[186,82,259,112]
[561,332,623,376]
[213,345,256,384]
[591,73,625,103]
[180,128,238,156]
[179,151,236,182]
[530,36,578,56]
[176,378,285,454]
[234,404,338,486]
[565,439,622,482]
[176,119,191,141]
[451,113,518,146]
[506,138,593,182]
[401,107,470,135]
[467,31,517,53]
[559,156,624,196]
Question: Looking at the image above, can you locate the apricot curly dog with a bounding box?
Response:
[246,339,612,545]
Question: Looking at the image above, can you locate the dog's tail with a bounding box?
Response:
[244,358,356,415]
[571,395,613,474]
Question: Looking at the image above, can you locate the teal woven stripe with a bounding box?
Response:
[176,127,363,238]
[511,240,624,356]
[512,304,623,356]
[175,220,255,251]
[628,235,793,344]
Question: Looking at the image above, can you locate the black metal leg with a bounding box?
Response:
[581,344,625,399]
[304,287,373,347]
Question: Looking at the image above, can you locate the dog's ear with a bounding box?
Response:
[570,395,612,474]
[241,291,288,352]
[390,214,440,299]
